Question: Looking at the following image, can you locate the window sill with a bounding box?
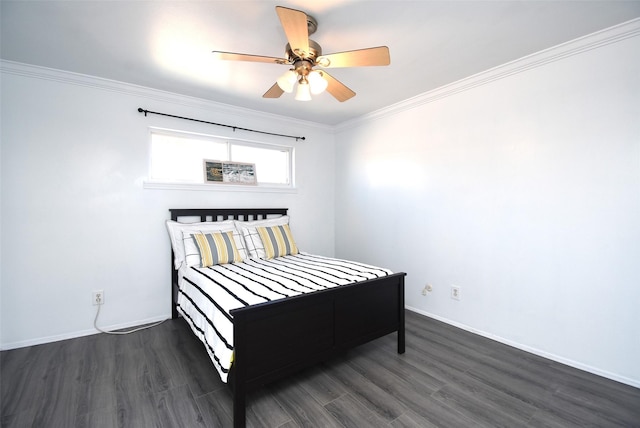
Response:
[143,180,297,193]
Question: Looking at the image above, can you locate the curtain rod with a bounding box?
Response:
[137,108,306,141]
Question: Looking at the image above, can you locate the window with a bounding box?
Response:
[148,129,293,188]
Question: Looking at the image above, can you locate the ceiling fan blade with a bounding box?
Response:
[275,6,310,58]
[213,51,288,64]
[263,83,285,98]
[317,46,390,68]
[321,71,356,102]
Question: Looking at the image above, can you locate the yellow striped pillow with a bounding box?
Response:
[256,224,299,259]
[191,231,242,267]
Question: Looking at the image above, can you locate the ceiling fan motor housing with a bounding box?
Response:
[285,39,322,64]
[306,14,318,35]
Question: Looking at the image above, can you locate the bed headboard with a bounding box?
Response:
[169,208,288,318]
[170,208,288,223]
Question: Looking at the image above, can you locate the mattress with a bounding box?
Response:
[176,252,392,382]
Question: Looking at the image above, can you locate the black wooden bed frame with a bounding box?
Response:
[170,208,406,428]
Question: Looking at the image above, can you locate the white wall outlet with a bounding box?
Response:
[92,290,104,306]
[451,285,461,300]
[422,284,433,295]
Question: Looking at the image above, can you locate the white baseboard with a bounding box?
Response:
[0,314,170,351]
[405,306,640,389]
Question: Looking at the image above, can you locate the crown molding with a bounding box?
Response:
[335,17,640,132]
[0,59,332,133]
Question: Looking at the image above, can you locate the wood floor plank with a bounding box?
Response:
[526,409,587,428]
[114,382,163,428]
[170,331,227,397]
[465,356,557,408]
[321,355,409,422]
[195,387,234,427]
[73,373,117,420]
[429,359,538,423]
[268,379,342,427]
[553,382,640,425]
[344,351,481,427]
[351,342,445,393]
[535,386,640,427]
[0,409,36,428]
[113,346,186,396]
[391,391,482,428]
[374,336,472,390]
[244,388,292,428]
[431,383,530,428]
[154,384,208,428]
[30,358,83,428]
[1,345,50,419]
[74,406,118,428]
[389,409,441,428]
[324,393,390,428]
[298,366,349,406]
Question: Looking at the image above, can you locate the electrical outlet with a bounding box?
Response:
[422,284,433,295]
[451,285,460,300]
[92,290,104,306]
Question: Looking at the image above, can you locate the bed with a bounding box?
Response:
[168,208,406,427]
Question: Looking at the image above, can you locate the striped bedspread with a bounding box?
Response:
[176,252,393,382]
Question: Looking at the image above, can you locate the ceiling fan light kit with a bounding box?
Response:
[308,70,328,94]
[295,79,312,101]
[276,69,297,93]
[212,6,390,102]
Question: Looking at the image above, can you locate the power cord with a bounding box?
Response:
[93,302,166,335]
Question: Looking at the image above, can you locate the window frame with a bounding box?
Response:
[143,127,296,193]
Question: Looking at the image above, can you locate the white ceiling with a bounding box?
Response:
[2,1,640,126]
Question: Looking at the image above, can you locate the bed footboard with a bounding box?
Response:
[229,272,406,428]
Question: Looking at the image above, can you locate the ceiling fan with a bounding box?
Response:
[212,6,390,102]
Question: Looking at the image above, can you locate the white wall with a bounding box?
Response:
[335,24,640,386]
[0,62,336,348]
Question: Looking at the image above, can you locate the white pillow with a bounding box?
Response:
[235,215,290,259]
[166,220,240,269]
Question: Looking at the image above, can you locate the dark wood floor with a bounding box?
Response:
[2,310,639,427]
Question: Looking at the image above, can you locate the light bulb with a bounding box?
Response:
[276,70,297,93]
[295,79,312,101]
[308,70,328,95]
